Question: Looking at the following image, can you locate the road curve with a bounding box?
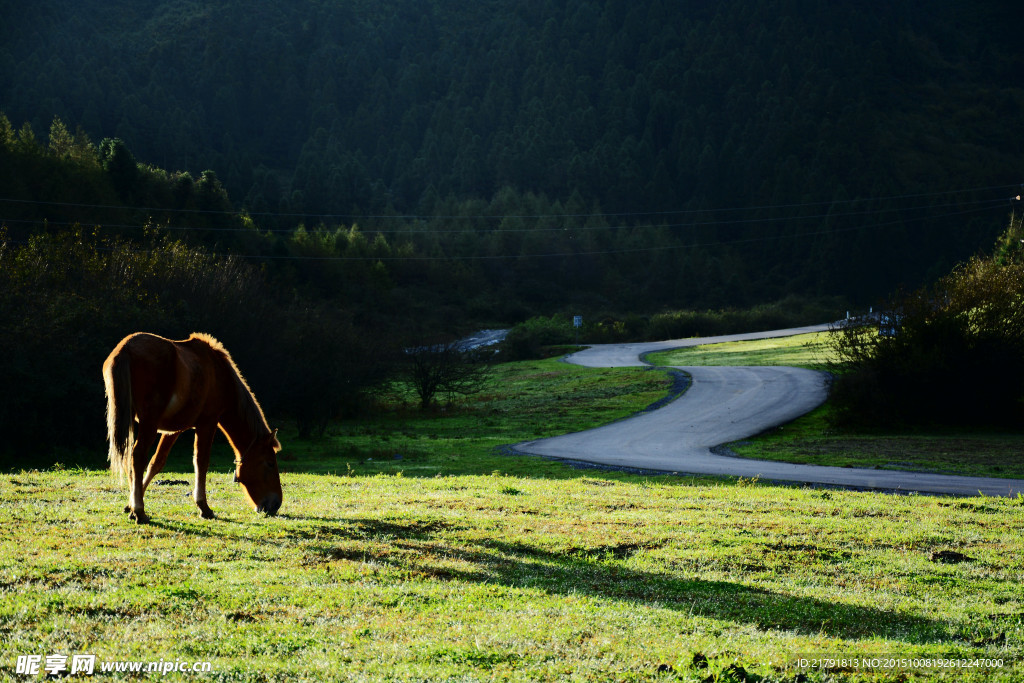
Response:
[514,327,1024,497]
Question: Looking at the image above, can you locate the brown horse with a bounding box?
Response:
[103,332,282,523]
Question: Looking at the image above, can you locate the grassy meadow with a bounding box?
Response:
[643,332,833,370]
[726,404,1024,481]
[3,356,1023,681]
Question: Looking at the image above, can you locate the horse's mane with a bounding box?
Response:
[189,333,271,440]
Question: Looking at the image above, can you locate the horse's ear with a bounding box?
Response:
[270,428,281,452]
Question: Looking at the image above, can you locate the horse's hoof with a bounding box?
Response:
[124,505,131,514]
[199,508,215,520]
[129,510,150,524]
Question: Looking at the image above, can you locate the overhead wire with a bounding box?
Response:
[226,202,1014,261]
[0,187,1014,237]
[1,183,1016,263]
[0,195,1010,236]
[3,199,1005,262]
[0,182,1017,222]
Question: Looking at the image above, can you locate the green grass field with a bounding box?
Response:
[3,356,1023,681]
[4,462,1023,680]
[643,332,833,369]
[727,404,1024,481]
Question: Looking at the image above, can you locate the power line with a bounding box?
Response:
[0,196,1010,237]
[227,203,1005,261]
[6,201,995,263]
[0,183,1017,222]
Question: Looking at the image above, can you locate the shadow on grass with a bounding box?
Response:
[296,516,950,645]
[147,515,245,536]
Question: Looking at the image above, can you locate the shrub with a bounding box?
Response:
[829,233,1024,429]
[502,315,576,360]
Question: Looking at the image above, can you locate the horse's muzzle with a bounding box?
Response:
[257,495,281,516]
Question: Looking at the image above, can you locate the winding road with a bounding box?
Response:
[514,325,1024,497]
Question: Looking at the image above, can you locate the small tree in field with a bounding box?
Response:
[404,339,493,410]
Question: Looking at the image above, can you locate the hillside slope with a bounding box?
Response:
[2,0,1023,304]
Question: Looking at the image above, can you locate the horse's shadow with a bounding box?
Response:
[144,506,955,645]
[144,515,244,538]
[290,516,951,645]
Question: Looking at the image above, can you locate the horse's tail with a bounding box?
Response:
[103,348,134,481]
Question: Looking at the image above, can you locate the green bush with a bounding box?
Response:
[829,233,1024,429]
[502,315,576,360]
[586,314,649,343]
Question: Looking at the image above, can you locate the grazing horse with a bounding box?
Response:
[103,332,282,523]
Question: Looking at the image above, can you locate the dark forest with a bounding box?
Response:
[2,0,1023,315]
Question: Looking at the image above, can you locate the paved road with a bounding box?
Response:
[515,326,1024,497]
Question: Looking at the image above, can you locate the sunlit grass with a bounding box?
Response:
[3,464,1023,681]
[729,404,1024,480]
[644,331,834,369]
[4,356,1023,680]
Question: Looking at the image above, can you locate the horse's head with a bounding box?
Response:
[234,429,283,515]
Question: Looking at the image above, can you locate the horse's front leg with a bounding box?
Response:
[192,425,217,519]
[127,423,159,524]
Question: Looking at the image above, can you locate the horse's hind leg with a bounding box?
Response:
[142,432,181,491]
[192,424,217,519]
[126,422,159,524]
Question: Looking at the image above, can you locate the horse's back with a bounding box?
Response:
[108,332,217,369]
[110,334,173,409]
[105,333,223,428]
[105,332,175,365]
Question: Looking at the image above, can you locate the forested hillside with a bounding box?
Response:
[2,0,1023,310]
